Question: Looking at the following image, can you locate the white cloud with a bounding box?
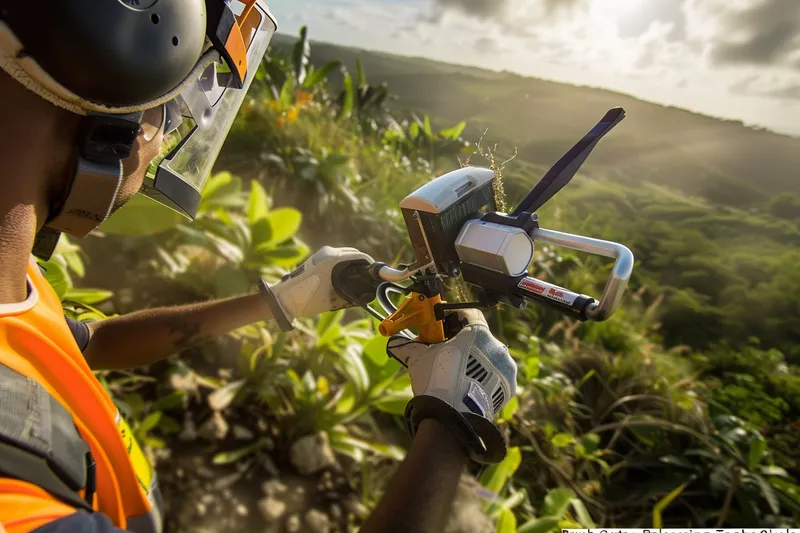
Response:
[266,0,800,136]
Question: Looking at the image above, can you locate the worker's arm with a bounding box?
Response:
[361,310,518,533]
[83,246,374,370]
[359,419,468,533]
[84,293,271,370]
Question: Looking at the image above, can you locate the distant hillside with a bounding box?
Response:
[269,34,800,206]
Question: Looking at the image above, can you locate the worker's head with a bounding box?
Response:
[0,0,276,255]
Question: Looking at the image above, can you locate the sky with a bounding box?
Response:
[266,0,800,137]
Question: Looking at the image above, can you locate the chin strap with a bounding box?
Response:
[33,112,143,260]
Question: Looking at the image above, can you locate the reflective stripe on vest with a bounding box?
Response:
[0,258,161,532]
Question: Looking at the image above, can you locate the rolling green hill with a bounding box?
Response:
[270,34,800,207]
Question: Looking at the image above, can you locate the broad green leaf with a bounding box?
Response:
[303,60,341,88]
[214,265,251,299]
[373,391,412,416]
[316,310,343,337]
[138,412,162,435]
[144,436,166,448]
[250,218,273,250]
[759,465,790,478]
[479,447,522,496]
[264,208,302,246]
[208,379,246,411]
[338,344,370,394]
[212,438,268,465]
[363,335,389,367]
[64,288,113,306]
[652,482,687,528]
[158,416,181,434]
[551,433,573,448]
[334,383,357,415]
[56,236,85,278]
[339,69,354,119]
[37,256,71,301]
[517,517,559,533]
[151,391,185,412]
[747,436,767,470]
[497,397,519,423]
[247,180,270,224]
[387,372,412,391]
[255,243,309,268]
[409,121,420,140]
[279,77,294,108]
[198,172,244,214]
[541,488,573,518]
[439,120,466,140]
[422,115,433,138]
[752,473,780,514]
[771,477,800,504]
[580,433,600,454]
[496,508,517,533]
[100,194,182,236]
[570,498,596,528]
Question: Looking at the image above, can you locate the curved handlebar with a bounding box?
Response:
[531,228,634,321]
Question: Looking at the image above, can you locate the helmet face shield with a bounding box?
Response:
[140,0,277,218]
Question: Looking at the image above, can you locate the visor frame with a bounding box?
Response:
[138,0,277,219]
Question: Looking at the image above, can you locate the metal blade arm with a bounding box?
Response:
[511,107,626,216]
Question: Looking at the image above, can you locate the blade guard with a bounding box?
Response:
[379,293,446,343]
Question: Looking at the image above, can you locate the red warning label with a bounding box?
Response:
[518,278,546,294]
[518,278,578,306]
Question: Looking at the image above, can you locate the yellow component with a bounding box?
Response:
[117,416,154,496]
[379,292,446,343]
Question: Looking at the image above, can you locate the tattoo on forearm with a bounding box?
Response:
[165,318,211,350]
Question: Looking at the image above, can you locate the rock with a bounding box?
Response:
[257,497,287,522]
[285,514,301,533]
[169,370,197,394]
[232,424,254,440]
[289,432,337,476]
[195,502,207,517]
[201,494,215,505]
[214,471,242,490]
[199,412,229,441]
[236,504,248,517]
[262,479,288,497]
[304,509,330,533]
[329,504,342,521]
[343,498,368,520]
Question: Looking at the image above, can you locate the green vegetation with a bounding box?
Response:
[55,28,799,531]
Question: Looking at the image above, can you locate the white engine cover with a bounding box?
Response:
[400,167,495,214]
[455,220,534,277]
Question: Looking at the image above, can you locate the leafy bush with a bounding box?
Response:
[50,25,800,532]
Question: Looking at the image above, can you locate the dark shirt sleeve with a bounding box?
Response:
[64,316,90,352]
[30,512,130,533]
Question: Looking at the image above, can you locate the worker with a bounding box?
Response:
[0,1,518,533]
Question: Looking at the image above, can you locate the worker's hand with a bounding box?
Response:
[269,246,374,325]
[386,309,517,464]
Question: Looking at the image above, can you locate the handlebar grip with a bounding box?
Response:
[514,277,596,321]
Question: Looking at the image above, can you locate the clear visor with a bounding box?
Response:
[140,1,276,218]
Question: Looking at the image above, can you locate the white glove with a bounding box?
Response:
[386,309,517,464]
[261,246,374,330]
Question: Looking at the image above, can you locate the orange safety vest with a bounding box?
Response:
[0,258,161,533]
